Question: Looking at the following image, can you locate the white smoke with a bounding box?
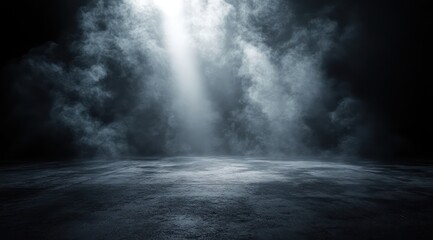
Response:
[10,0,363,157]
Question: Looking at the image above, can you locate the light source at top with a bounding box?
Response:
[152,0,184,16]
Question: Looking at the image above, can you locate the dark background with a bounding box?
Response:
[1,0,431,161]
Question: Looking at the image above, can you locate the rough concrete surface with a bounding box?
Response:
[1,157,432,239]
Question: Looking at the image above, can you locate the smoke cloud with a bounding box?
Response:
[3,0,374,159]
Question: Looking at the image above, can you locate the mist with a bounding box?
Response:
[3,0,417,160]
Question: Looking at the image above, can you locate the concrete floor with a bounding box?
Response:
[0,157,432,240]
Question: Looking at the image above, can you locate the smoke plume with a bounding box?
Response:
[3,0,376,159]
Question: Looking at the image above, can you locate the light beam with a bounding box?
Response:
[153,0,215,153]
